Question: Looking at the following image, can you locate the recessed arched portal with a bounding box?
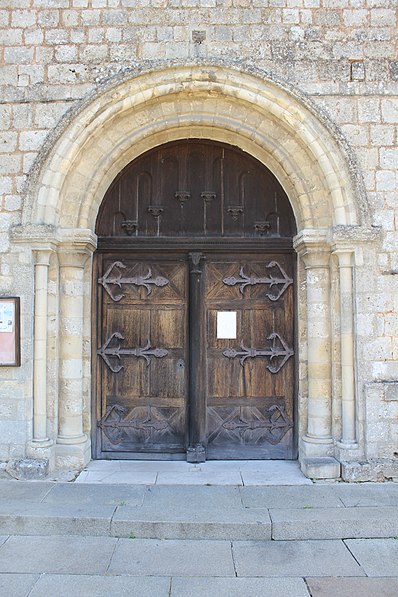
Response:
[16,64,369,476]
[93,139,297,461]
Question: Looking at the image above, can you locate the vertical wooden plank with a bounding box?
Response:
[187,252,207,463]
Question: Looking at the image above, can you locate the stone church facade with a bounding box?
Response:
[0,0,397,480]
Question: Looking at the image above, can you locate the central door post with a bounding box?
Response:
[187,252,207,463]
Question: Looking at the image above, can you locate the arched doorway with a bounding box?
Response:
[93,140,297,461]
[19,65,367,477]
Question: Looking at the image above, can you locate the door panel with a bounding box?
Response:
[97,257,188,455]
[205,254,295,459]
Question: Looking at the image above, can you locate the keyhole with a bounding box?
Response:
[177,359,184,370]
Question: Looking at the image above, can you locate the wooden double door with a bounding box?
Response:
[95,251,295,460]
[93,139,296,460]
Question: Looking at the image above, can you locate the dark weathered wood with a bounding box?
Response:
[96,140,295,240]
[187,253,207,463]
[205,254,295,459]
[96,257,188,455]
[94,139,296,460]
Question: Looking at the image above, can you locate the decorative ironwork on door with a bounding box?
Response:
[94,140,296,460]
[98,332,169,373]
[222,261,293,301]
[98,261,169,302]
[222,332,294,372]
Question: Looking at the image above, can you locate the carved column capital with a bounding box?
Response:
[293,229,331,269]
[332,247,355,270]
[58,250,91,269]
[33,246,55,267]
[300,250,331,270]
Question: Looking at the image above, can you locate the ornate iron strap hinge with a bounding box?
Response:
[223,332,293,373]
[98,332,168,373]
[223,260,293,301]
[98,261,169,302]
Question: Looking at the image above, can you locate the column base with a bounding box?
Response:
[56,433,88,445]
[300,434,334,458]
[300,457,341,480]
[26,440,55,471]
[335,441,361,463]
[55,436,91,470]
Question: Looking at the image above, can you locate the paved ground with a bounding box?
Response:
[0,462,397,596]
[0,535,398,596]
[75,459,313,485]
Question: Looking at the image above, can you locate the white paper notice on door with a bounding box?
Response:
[217,311,237,339]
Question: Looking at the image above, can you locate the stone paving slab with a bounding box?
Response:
[76,459,310,486]
[29,574,171,597]
[0,573,39,597]
[42,482,145,507]
[241,470,312,486]
[0,502,114,536]
[345,538,398,577]
[232,539,364,577]
[0,535,117,574]
[0,480,396,542]
[108,538,236,577]
[111,505,271,540]
[171,577,310,596]
[111,484,271,539]
[0,480,54,502]
[240,485,344,509]
[332,483,398,507]
[142,484,244,509]
[306,576,398,597]
[75,470,158,484]
[156,470,243,485]
[270,506,398,540]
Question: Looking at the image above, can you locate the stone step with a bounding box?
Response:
[0,481,397,542]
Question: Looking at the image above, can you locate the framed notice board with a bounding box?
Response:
[0,298,20,366]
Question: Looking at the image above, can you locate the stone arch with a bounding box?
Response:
[24,64,366,232]
[20,64,370,476]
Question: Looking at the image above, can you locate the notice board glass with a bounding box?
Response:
[0,298,20,366]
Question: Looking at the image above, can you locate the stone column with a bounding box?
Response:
[335,250,357,447]
[294,232,340,479]
[56,246,92,469]
[301,249,333,447]
[27,247,54,465]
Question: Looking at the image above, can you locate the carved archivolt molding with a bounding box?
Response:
[22,65,365,235]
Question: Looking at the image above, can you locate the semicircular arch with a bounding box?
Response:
[24,64,367,235]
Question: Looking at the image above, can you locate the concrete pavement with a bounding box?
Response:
[0,535,398,596]
[0,461,397,595]
[1,478,398,541]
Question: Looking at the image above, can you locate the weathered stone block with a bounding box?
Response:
[341,459,398,483]
[6,458,49,480]
[385,383,398,402]
[381,98,398,123]
[301,457,341,479]
[4,47,33,65]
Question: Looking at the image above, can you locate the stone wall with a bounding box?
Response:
[0,0,397,473]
